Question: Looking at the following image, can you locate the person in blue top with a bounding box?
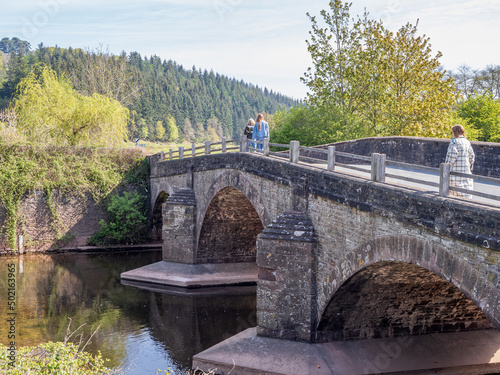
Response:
[252,113,269,150]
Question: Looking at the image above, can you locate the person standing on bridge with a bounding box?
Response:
[252,113,269,151]
[243,118,255,151]
[445,124,475,198]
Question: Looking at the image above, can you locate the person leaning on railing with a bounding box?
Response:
[445,124,475,198]
[243,118,255,152]
[252,113,269,151]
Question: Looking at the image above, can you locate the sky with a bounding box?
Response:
[1,0,500,100]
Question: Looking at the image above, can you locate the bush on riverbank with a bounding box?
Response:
[0,341,116,374]
[88,191,149,246]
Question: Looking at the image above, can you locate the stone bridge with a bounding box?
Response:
[122,137,500,373]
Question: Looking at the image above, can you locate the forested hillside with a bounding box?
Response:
[0,38,299,142]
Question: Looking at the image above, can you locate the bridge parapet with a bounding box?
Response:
[151,152,500,252]
[315,136,500,178]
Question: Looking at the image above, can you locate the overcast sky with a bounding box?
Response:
[1,0,499,99]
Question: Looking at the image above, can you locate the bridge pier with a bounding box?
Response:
[256,211,318,342]
[121,186,259,288]
[162,188,197,264]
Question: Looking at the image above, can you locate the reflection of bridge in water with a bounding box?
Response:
[121,136,500,374]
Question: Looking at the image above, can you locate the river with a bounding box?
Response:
[0,250,256,374]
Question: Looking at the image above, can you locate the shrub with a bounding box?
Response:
[0,341,115,375]
[88,191,149,246]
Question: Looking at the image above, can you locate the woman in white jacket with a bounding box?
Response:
[445,124,475,198]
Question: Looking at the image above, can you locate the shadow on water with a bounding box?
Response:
[0,251,256,374]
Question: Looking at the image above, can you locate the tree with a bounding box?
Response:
[206,127,219,141]
[138,122,148,140]
[194,122,206,142]
[374,22,457,137]
[0,52,30,102]
[452,65,480,100]
[154,120,165,141]
[476,65,500,100]
[303,0,378,135]
[71,46,140,106]
[0,37,31,55]
[183,118,195,142]
[12,64,129,147]
[207,117,222,139]
[303,0,457,139]
[271,105,368,146]
[165,114,179,141]
[457,92,500,142]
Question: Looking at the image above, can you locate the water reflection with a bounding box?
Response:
[0,251,256,374]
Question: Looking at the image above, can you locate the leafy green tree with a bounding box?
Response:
[12,64,129,147]
[137,117,148,139]
[272,105,368,146]
[206,126,219,141]
[154,120,165,140]
[374,22,457,137]
[457,92,500,142]
[165,114,179,141]
[207,116,222,139]
[0,37,31,55]
[303,1,378,134]
[0,52,30,102]
[194,122,206,142]
[303,0,456,139]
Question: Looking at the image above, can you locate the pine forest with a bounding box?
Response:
[0,38,299,143]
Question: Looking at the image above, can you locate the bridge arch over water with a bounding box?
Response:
[316,236,495,342]
[197,185,263,263]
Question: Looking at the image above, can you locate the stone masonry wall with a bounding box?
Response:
[0,190,106,252]
[307,191,500,332]
[317,136,500,178]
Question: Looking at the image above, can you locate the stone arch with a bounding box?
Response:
[197,186,263,263]
[317,235,500,340]
[197,170,272,234]
[316,261,495,342]
[151,191,169,241]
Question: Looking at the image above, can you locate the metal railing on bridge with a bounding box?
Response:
[160,136,500,204]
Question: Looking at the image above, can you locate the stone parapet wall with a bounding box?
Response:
[314,136,500,178]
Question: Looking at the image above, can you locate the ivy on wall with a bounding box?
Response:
[0,145,148,250]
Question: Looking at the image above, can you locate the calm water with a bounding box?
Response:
[0,251,256,374]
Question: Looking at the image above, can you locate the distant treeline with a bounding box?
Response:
[0,37,299,141]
